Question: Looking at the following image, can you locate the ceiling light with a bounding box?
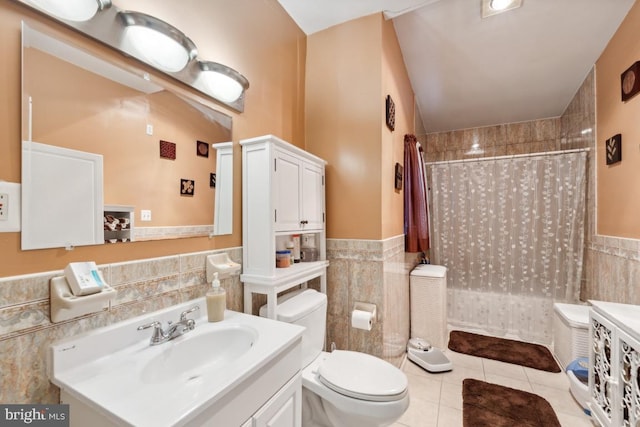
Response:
[118,11,197,73]
[25,0,111,22]
[196,61,249,103]
[481,0,522,18]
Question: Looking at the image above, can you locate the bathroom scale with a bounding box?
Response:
[407,338,452,373]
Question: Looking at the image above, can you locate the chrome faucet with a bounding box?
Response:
[137,305,200,345]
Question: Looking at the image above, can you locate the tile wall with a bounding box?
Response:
[0,247,242,404]
[325,235,416,367]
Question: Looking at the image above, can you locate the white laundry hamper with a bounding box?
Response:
[410,264,448,349]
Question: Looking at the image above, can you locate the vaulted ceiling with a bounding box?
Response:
[278,0,636,133]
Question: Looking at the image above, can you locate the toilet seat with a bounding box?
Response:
[317,350,408,402]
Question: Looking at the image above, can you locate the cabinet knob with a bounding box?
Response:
[300,220,308,225]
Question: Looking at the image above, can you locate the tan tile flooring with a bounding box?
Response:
[393,349,594,427]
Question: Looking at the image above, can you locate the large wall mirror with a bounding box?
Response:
[21,22,234,250]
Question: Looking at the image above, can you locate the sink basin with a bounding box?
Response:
[48,299,304,427]
[141,324,258,384]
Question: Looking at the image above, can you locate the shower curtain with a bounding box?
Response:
[429,151,587,344]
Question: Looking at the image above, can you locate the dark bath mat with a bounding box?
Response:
[463,378,561,427]
[448,330,561,373]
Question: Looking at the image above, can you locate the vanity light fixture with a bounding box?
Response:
[118,11,197,73]
[25,0,111,22]
[481,0,522,18]
[196,61,250,103]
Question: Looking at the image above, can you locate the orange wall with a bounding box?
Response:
[596,0,640,238]
[306,13,413,240]
[0,0,306,276]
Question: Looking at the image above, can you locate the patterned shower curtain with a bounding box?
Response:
[429,151,587,344]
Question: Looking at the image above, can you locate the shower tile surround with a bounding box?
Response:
[0,247,242,404]
[422,67,640,309]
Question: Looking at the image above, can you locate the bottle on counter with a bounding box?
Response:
[206,272,226,322]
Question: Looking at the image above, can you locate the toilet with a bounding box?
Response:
[260,289,410,427]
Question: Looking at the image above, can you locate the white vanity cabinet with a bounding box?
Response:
[240,135,328,319]
[243,375,302,427]
[589,301,640,427]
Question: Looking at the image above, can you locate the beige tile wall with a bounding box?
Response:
[326,235,415,367]
[0,247,242,403]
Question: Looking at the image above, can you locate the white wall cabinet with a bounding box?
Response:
[589,301,640,427]
[240,135,328,319]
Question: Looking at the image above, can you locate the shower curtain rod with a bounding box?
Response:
[425,147,590,166]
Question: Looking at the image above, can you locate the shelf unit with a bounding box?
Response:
[240,135,328,319]
[103,205,134,243]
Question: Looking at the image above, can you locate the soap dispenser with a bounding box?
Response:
[206,272,226,322]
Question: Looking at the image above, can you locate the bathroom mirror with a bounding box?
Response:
[21,22,234,249]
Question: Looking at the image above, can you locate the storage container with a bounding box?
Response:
[552,303,590,370]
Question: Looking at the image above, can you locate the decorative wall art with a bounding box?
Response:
[210,173,216,188]
[395,162,403,190]
[606,134,622,165]
[180,179,195,195]
[386,95,395,131]
[197,140,209,158]
[621,61,640,102]
[159,140,176,160]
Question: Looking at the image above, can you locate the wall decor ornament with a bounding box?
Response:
[210,173,216,188]
[180,179,195,195]
[159,140,176,160]
[606,134,622,165]
[395,162,403,190]
[386,95,395,131]
[196,140,209,157]
[621,61,640,102]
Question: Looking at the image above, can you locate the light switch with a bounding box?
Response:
[0,182,20,232]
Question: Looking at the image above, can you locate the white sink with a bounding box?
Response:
[140,324,258,384]
[48,299,304,427]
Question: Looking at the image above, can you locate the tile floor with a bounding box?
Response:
[393,349,594,427]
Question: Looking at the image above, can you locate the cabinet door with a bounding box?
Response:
[252,374,301,427]
[274,150,302,232]
[590,310,618,427]
[301,162,324,230]
[617,328,640,427]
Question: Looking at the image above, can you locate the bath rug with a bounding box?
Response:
[462,378,561,427]
[448,331,561,372]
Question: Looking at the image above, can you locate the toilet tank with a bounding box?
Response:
[260,289,327,368]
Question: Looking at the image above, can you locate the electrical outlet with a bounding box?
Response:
[0,193,7,221]
[141,210,152,221]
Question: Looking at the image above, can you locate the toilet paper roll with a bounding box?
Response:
[351,309,373,331]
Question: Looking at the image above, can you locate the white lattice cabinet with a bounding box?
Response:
[589,300,640,427]
[240,135,328,319]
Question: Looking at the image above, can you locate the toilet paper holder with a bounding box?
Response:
[353,302,377,320]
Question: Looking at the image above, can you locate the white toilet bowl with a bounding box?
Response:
[301,351,409,427]
[260,289,410,427]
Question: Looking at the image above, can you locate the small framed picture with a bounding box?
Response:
[197,140,209,158]
[180,179,195,196]
[159,140,176,160]
[395,163,403,190]
[386,95,396,131]
[606,134,622,165]
[210,173,216,188]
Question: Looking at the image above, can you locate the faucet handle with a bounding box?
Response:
[137,321,164,344]
[180,305,200,321]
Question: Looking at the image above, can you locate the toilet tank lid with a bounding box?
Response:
[411,264,447,278]
[259,289,327,323]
